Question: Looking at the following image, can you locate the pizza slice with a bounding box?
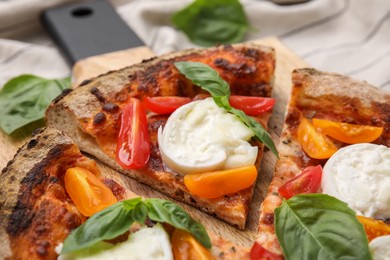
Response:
[46,43,276,229]
[254,68,390,258]
[0,127,249,259]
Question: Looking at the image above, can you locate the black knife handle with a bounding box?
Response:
[41,0,144,65]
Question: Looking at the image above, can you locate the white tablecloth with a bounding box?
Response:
[0,0,389,91]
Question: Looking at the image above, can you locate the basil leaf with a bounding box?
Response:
[61,198,211,254]
[230,107,278,157]
[132,202,148,224]
[174,61,278,158]
[172,0,250,46]
[61,202,135,254]
[0,75,70,134]
[145,199,212,249]
[175,61,230,109]
[275,194,372,260]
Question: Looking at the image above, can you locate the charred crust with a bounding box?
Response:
[90,87,106,103]
[32,127,44,137]
[243,48,260,59]
[93,112,106,125]
[6,144,71,236]
[27,139,38,149]
[53,88,72,104]
[79,79,92,86]
[141,56,157,64]
[103,103,119,113]
[101,178,126,200]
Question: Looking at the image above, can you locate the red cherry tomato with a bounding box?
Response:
[229,96,276,116]
[250,242,283,260]
[278,165,323,199]
[143,96,191,114]
[116,98,150,169]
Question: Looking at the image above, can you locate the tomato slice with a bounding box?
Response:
[171,229,214,260]
[116,98,150,169]
[229,96,276,116]
[143,96,191,114]
[64,167,117,217]
[278,165,322,199]
[297,118,338,159]
[312,118,384,144]
[184,165,257,199]
[357,215,390,241]
[250,242,283,260]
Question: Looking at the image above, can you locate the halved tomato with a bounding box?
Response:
[229,96,276,116]
[64,167,117,217]
[143,96,191,114]
[312,118,383,144]
[184,165,257,199]
[116,98,150,169]
[278,165,322,199]
[297,118,338,159]
[250,242,283,260]
[171,229,214,260]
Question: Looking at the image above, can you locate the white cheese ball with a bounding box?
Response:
[322,143,390,219]
[158,98,258,175]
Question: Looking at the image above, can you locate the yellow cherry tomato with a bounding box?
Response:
[184,165,257,199]
[312,118,383,144]
[171,229,215,260]
[357,215,390,241]
[297,118,338,159]
[64,167,117,217]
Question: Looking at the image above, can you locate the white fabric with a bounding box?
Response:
[0,0,389,91]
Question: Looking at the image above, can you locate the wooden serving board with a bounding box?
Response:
[0,37,308,247]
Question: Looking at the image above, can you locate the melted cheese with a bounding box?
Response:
[322,143,390,219]
[369,235,390,260]
[158,98,257,175]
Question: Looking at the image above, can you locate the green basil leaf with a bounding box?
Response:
[0,75,70,134]
[61,198,211,254]
[275,194,372,260]
[174,61,278,158]
[132,202,148,224]
[230,107,278,158]
[172,0,250,46]
[144,199,212,249]
[175,61,231,109]
[61,202,135,254]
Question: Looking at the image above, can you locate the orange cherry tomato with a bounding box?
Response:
[229,96,276,116]
[250,242,283,260]
[312,118,384,144]
[171,229,215,260]
[357,215,390,241]
[116,98,150,169]
[184,165,257,199]
[278,165,322,199]
[64,167,117,217]
[297,118,338,159]
[143,96,191,114]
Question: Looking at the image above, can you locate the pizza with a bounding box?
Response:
[45,43,276,229]
[0,127,250,259]
[0,127,128,259]
[254,68,390,258]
